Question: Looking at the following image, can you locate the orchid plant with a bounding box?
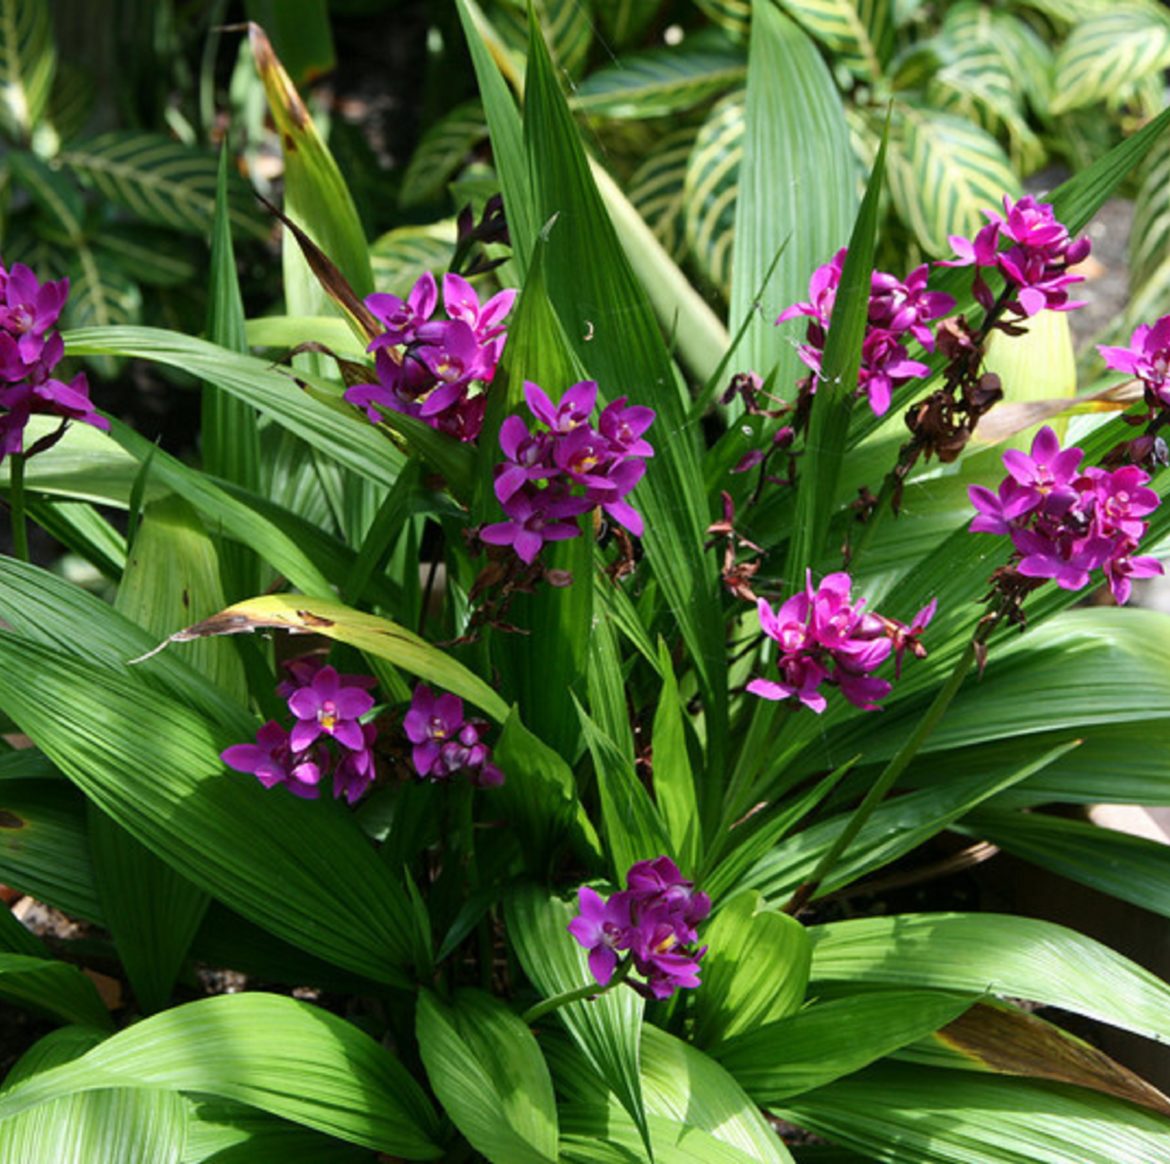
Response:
[3,6,1170,1164]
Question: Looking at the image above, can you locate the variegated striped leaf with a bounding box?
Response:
[683,89,744,297]
[1050,5,1170,116]
[95,226,199,288]
[46,61,93,144]
[887,105,1020,256]
[573,29,746,119]
[1011,0,1097,25]
[593,0,664,49]
[695,0,751,41]
[0,0,55,141]
[400,100,486,208]
[369,221,456,297]
[774,0,894,81]
[64,250,142,379]
[490,0,593,79]
[7,151,84,243]
[58,132,265,238]
[628,124,697,261]
[1126,129,1170,329]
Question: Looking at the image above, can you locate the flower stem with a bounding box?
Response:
[783,636,979,914]
[522,959,632,1024]
[8,454,28,563]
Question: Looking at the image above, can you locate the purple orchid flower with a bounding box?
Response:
[286,666,375,752]
[221,721,325,799]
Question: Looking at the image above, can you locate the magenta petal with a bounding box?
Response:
[289,719,324,751]
[332,719,366,751]
[588,946,618,986]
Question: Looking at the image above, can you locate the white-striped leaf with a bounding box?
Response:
[775,0,894,81]
[627,125,695,260]
[684,90,744,297]
[887,104,1020,255]
[695,0,751,41]
[490,0,593,78]
[1127,129,1170,329]
[593,0,664,49]
[370,221,456,297]
[59,132,265,238]
[46,61,93,143]
[94,226,199,288]
[62,251,142,379]
[400,100,486,207]
[1051,5,1170,116]
[0,0,55,141]
[573,29,746,119]
[7,150,83,241]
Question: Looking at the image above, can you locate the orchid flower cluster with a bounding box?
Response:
[222,657,379,804]
[345,271,516,443]
[568,856,711,1000]
[0,261,107,462]
[480,379,655,565]
[748,571,935,713]
[969,426,1162,604]
[403,683,504,787]
[1100,315,1170,412]
[777,249,955,417]
[941,194,1090,317]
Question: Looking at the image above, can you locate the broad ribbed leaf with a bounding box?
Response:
[715,990,974,1103]
[0,954,110,1031]
[809,912,1170,1044]
[0,994,441,1158]
[774,0,893,81]
[695,891,810,1047]
[492,0,593,79]
[0,0,54,140]
[651,640,701,874]
[417,989,558,1163]
[523,11,730,789]
[887,105,1020,254]
[63,327,410,491]
[780,1062,1170,1163]
[0,633,416,985]
[574,30,745,119]
[1127,129,1170,328]
[59,132,263,238]
[0,779,100,924]
[733,0,856,395]
[400,101,486,207]
[1051,6,1170,116]
[685,91,743,297]
[0,1027,185,1164]
[964,810,1170,920]
[172,593,507,721]
[506,883,648,1157]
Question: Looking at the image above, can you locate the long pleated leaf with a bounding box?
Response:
[522,11,730,789]
[779,1062,1170,1163]
[416,989,558,1163]
[733,0,856,394]
[0,994,441,1158]
[809,912,1170,1044]
[0,0,55,140]
[0,633,416,985]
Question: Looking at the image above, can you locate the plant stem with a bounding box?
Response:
[8,454,28,563]
[783,637,979,914]
[521,959,632,1024]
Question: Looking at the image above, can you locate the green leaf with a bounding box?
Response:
[0,778,101,925]
[0,1027,186,1164]
[695,891,810,1047]
[492,0,594,79]
[93,226,199,288]
[0,994,442,1158]
[695,0,751,41]
[779,1062,1170,1163]
[684,90,744,298]
[173,593,508,722]
[594,0,664,49]
[715,990,974,1103]
[8,151,83,240]
[809,912,1170,1044]
[651,640,701,874]
[627,126,695,260]
[1051,6,1170,116]
[0,633,417,986]
[417,989,558,1163]
[369,222,457,294]
[522,8,730,796]
[243,1,335,86]
[64,249,143,350]
[963,810,1170,921]
[733,0,857,395]
[59,132,263,238]
[506,883,648,1157]
[573,30,746,119]
[0,0,55,140]
[203,144,261,602]
[887,105,1020,254]
[775,0,893,81]
[1127,129,1170,329]
[0,953,110,1030]
[400,100,486,207]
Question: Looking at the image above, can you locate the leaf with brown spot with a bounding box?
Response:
[914,1000,1170,1117]
[972,381,1142,446]
[158,594,509,722]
